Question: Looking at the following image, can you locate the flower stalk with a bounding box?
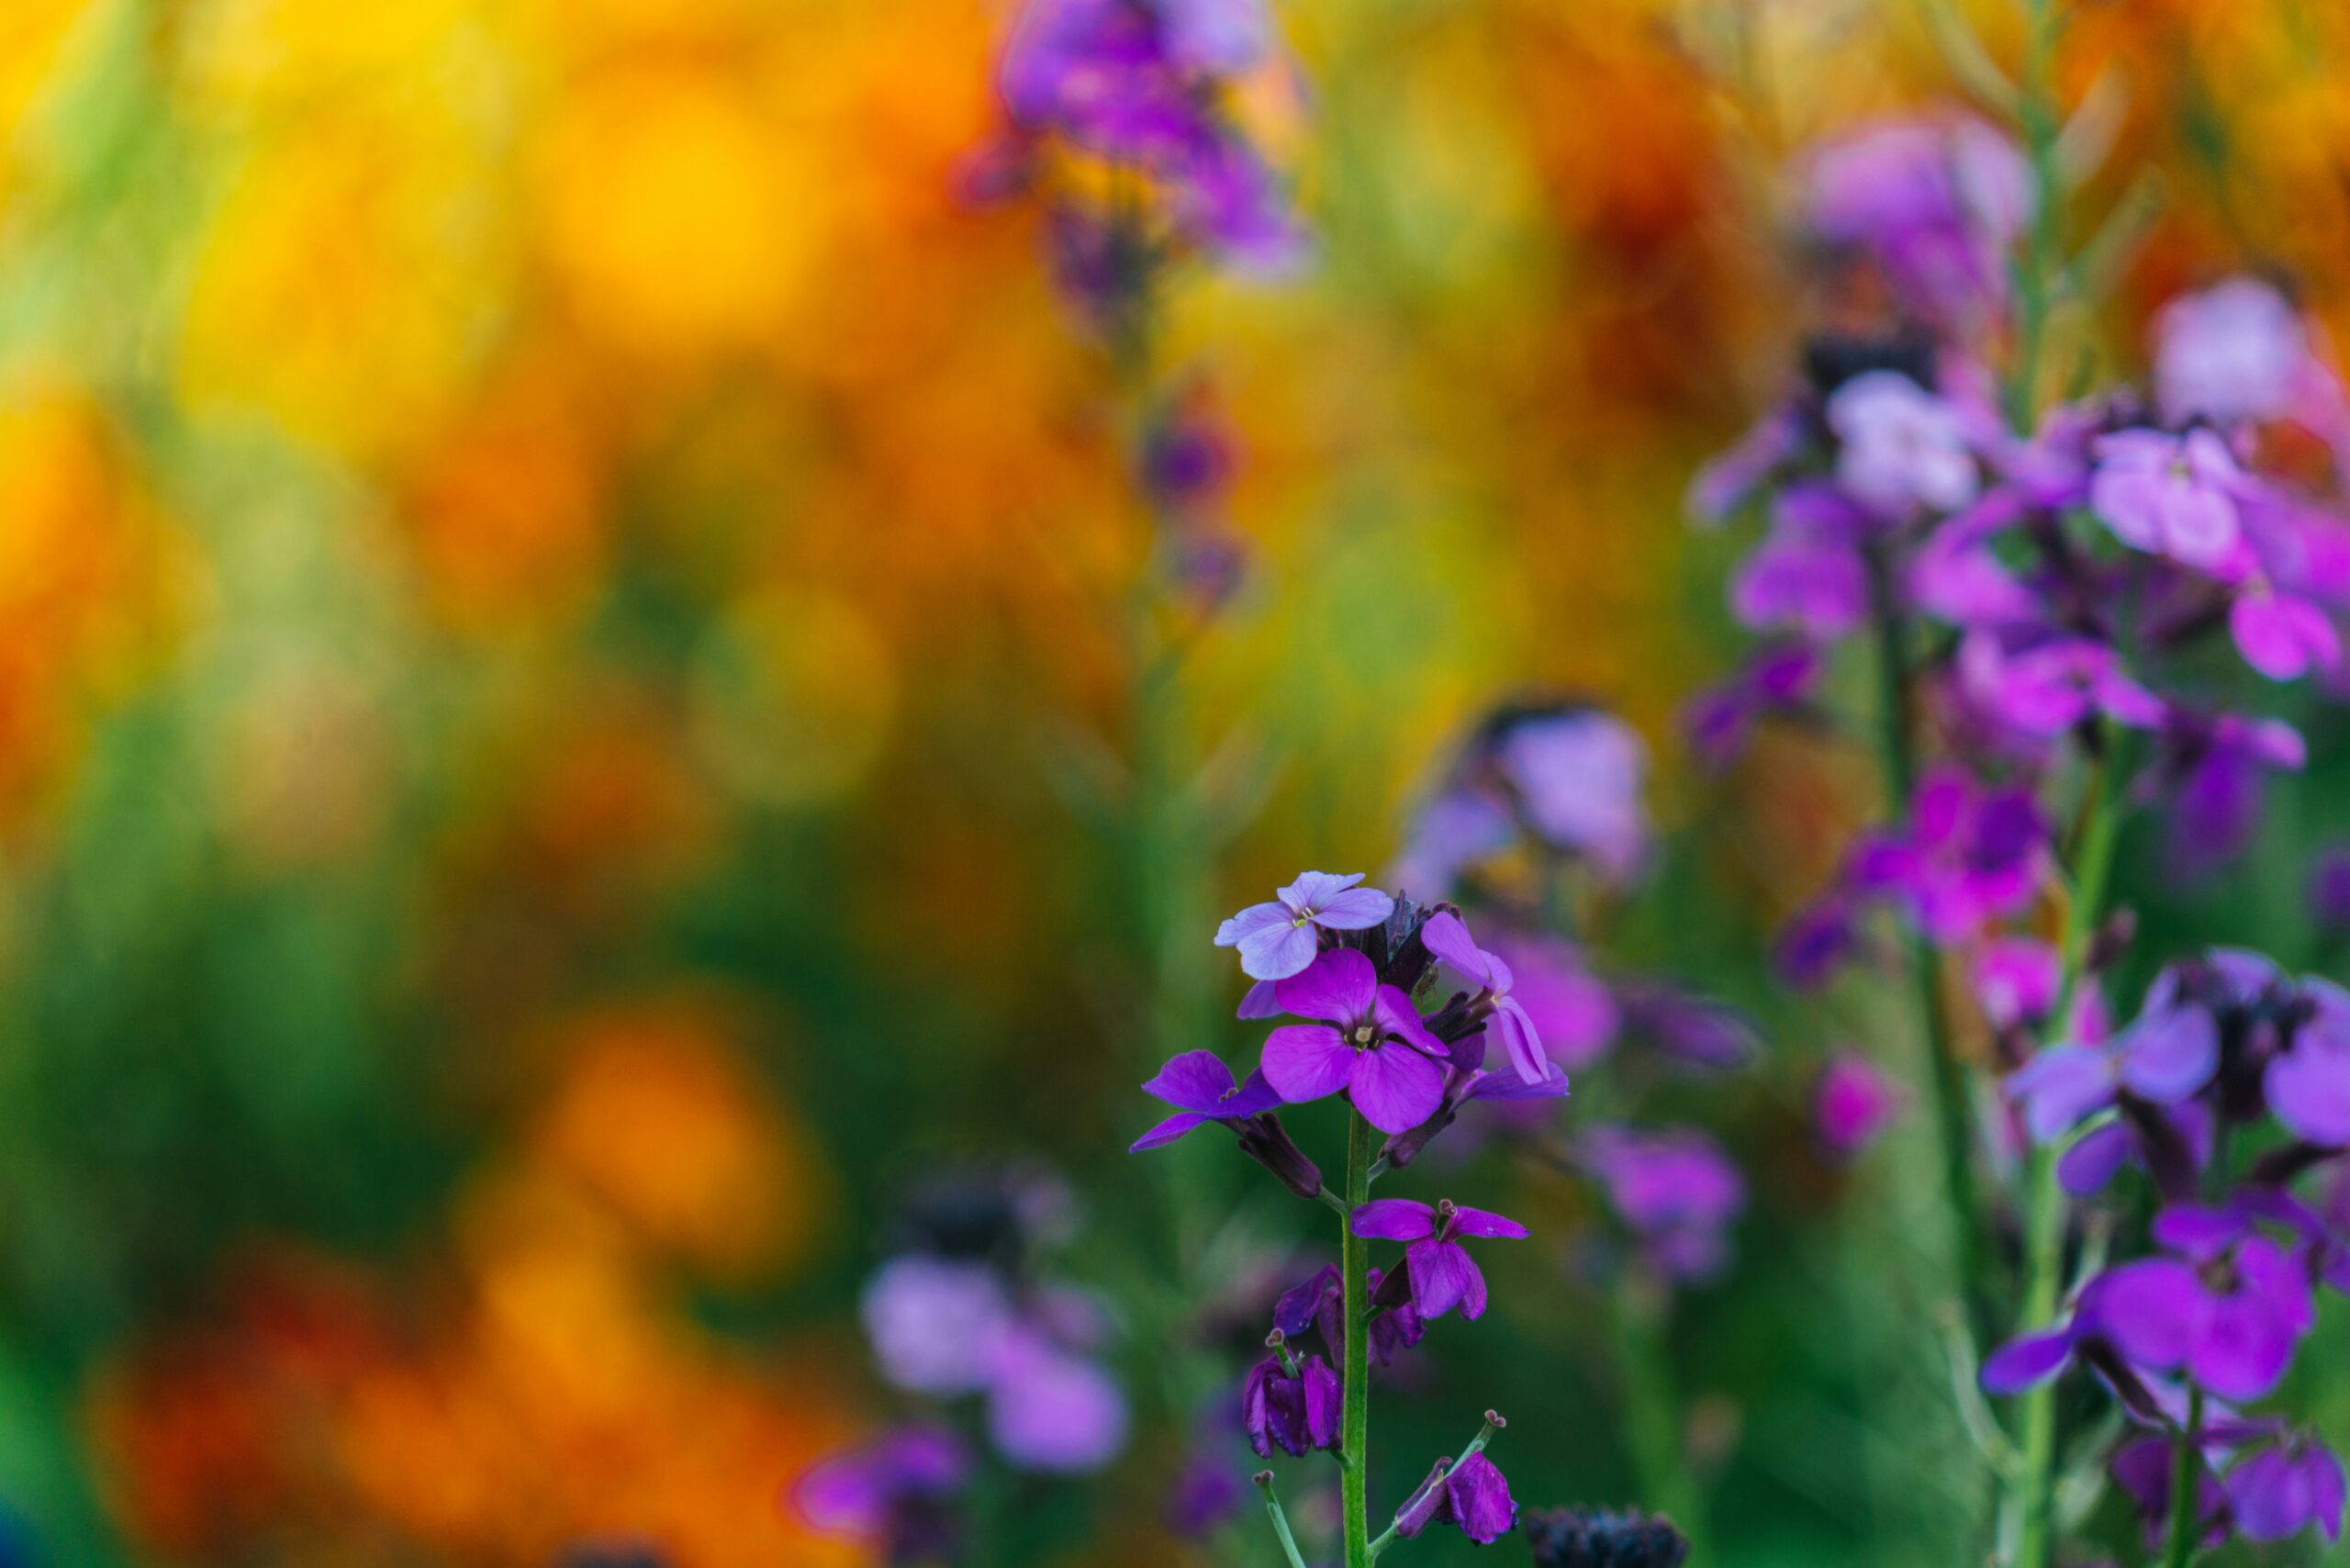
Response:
[1341,1106,1375,1568]
[2161,1386,2205,1568]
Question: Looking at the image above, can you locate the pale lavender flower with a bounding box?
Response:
[861,1256,1016,1396]
[986,1326,1130,1473]
[2087,428,2250,574]
[1803,115,2034,324]
[1826,370,1982,518]
[1494,711,1651,879]
[1216,871,1396,980]
[2156,276,2328,429]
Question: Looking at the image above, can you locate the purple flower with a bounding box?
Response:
[1729,510,1870,641]
[2228,1438,2347,1543]
[1258,947,1449,1134]
[1240,1350,1341,1459]
[2091,1207,2315,1400]
[1420,911,1552,1084]
[1774,897,1861,991]
[1215,871,1395,980]
[2229,585,2341,680]
[1803,115,2033,324]
[1130,1049,1282,1150]
[1953,630,2164,742]
[1685,643,1822,769]
[1851,767,2046,944]
[2110,1435,2227,1553]
[2158,711,2308,875]
[1166,1451,1248,1539]
[2156,277,2323,429]
[1351,1197,1529,1321]
[1826,371,1982,519]
[1974,936,2060,1030]
[987,1327,1130,1473]
[1493,711,1650,879]
[2309,846,2350,933]
[1492,934,1618,1070]
[1688,405,1805,525]
[1583,1126,1746,1282]
[1387,787,1516,899]
[2003,992,2219,1144]
[2265,980,2350,1146]
[861,1256,1015,1396]
[1274,1261,1425,1366]
[1816,1053,1906,1158]
[1524,1506,1691,1568]
[1394,1450,1519,1544]
[2087,428,2250,573]
[792,1427,968,1558]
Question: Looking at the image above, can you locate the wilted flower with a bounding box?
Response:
[1354,1199,1529,1322]
[1393,1448,1518,1544]
[1240,1348,1341,1458]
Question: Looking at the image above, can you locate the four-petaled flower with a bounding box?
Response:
[1420,911,1552,1085]
[1215,871,1395,980]
[1130,1049,1282,1150]
[2088,428,2249,573]
[1259,948,1449,1134]
[1350,1197,1529,1321]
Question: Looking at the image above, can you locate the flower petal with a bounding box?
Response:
[1417,911,1494,987]
[1238,919,1321,981]
[1314,885,1396,930]
[1447,1204,1529,1239]
[1350,1198,1437,1240]
[1372,986,1447,1056]
[1259,1025,1356,1104]
[1279,870,1364,913]
[1215,901,1291,947]
[1442,1452,1517,1543]
[1347,1040,1448,1135]
[1980,1327,2076,1394]
[1140,1049,1240,1113]
[2092,1258,2204,1374]
[1492,997,1549,1083]
[1274,948,1378,1025]
[1404,1237,1473,1319]
[1128,1111,1209,1151]
[2117,1005,2220,1103]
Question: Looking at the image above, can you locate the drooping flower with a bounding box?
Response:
[1393,1450,1519,1544]
[1420,911,1551,1084]
[1239,1349,1341,1459]
[1258,948,1449,1134]
[1816,1053,1906,1157]
[1215,871,1396,980]
[1523,1506,1692,1568]
[1130,1049,1283,1149]
[1351,1197,1529,1321]
[2228,1437,2347,1543]
[1272,1261,1426,1366]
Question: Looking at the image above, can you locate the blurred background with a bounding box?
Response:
[4,0,2350,1563]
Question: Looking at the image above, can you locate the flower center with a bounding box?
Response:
[1351,1023,1377,1048]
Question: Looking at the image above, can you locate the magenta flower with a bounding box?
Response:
[1685,643,1823,769]
[1350,1197,1529,1321]
[1420,911,1551,1084]
[792,1427,968,1558]
[1130,1049,1282,1150]
[1215,871,1395,980]
[1258,947,1448,1134]
[1953,630,2164,742]
[2087,428,2251,573]
[1816,1053,1906,1158]
[1803,115,2033,325]
[1974,935,2060,1030]
[1851,767,2046,944]
[2228,1438,2347,1544]
[2090,1207,2315,1400]
[1826,371,1983,519]
[2229,585,2341,680]
[1393,1450,1519,1545]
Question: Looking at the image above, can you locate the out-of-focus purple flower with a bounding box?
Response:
[2228,1438,2347,1544]
[1614,984,1759,1071]
[1258,948,1448,1134]
[1827,371,1982,518]
[2110,1435,2228,1553]
[1167,1452,1248,1539]
[1909,496,2039,628]
[1774,897,1860,991]
[2265,980,2350,1146]
[1583,1126,1746,1282]
[1802,115,2034,324]
[1974,936,2060,1030]
[1689,405,1805,525]
[1131,1049,1282,1150]
[1729,487,1873,640]
[1387,787,1516,899]
[1494,711,1651,879]
[2157,711,2309,877]
[2230,586,2342,680]
[1216,871,1396,980]
[2004,988,2220,1145]
[1816,1053,1906,1157]
[1393,1450,1519,1544]
[2088,428,2250,573]
[1421,911,1550,1084]
[1492,934,1618,1070]
[1240,1349,1340,1459]
[987,1327,1130,1473]
[861,1257,1016,1396]
[2311,846,2350,934]
[1685,643,1823,769]
[1852,767,2046,944]
[1353,1198,1529,1322]
[1953,630,2164,742]
[2092,1206,2315,1400]
[792,1427,969,1560]
[2156,277,2328,429]
[1524,1506,1692,1568]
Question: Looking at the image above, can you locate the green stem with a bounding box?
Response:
[1866,548,1996,1352]
[1256,1472,1313,1568]
[2012,739,2126,1568]
[1341,1109,1374,1568]
[2161,1386,2205,1568]
[2006,0,2066,430]
[1617,1269,1709,1562]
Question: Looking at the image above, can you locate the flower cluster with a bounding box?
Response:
[793,1169,1128,1559]
[1695,96,2350,1567]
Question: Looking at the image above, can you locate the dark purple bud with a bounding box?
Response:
[1523,1506,1691,1568]
[1235,1114,1325,1202]
[1392,1459,1453,1540]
